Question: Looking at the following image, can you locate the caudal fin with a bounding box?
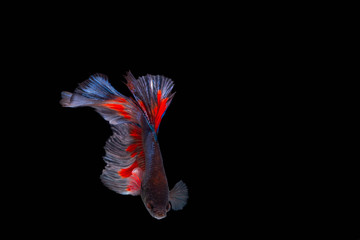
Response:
[124,71,175,134]
[60,73,147,196]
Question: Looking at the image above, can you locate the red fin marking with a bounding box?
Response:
[157,90,162,105]
[126,168,142,193]
[126,174,139,191]
[118,161,138,178]
[130,127,142,140]
[138,100,146,112]
[126,143,138,152]
[125,126,145,167]
[115,97,127,103]
[153,90,169,132]
[102,98,131,119]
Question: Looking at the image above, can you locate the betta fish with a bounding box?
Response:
[60,72,188,219]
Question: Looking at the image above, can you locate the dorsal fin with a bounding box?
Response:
[124,71,175,134]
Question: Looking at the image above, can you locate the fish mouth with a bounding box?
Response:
[152,211,167,220]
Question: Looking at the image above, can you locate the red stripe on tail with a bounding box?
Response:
[102,97,131,119]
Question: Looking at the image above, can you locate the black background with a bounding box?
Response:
[44,57,219,235]
[13,29,273,237]
[14,29,245,237]
[4,4,360,239]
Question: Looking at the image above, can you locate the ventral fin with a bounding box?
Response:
[169,180,188,211]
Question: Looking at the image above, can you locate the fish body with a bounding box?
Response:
[60,72,188,219]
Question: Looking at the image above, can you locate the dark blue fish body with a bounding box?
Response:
[142,132,170,218]
[60,72,188,219]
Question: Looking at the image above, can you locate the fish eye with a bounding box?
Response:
[146,202,153,210]
[166,202,171,212]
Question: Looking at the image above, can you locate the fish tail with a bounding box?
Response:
[61,73,146,196]
[60,73,122,106]
[61,73,135,125]
[124,71,175,134]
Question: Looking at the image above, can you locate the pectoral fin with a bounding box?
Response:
[169,180,188,211]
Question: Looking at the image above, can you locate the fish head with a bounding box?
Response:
[144,200,171,220]
[141,187,171,220]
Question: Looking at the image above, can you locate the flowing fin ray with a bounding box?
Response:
[124,71,175,134]
[60,73,146,195]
